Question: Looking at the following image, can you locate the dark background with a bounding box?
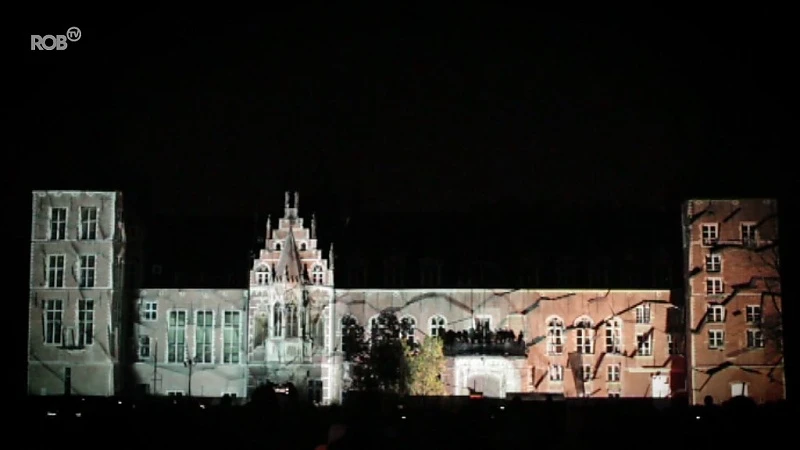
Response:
[18,11,794,396]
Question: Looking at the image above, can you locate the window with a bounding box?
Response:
[705,254,721,272]
[747,329,764,348]
[312,265,324,285]
[47,255,65,288]
[575,318,594,354]
[635,304,651,324]
[138,336,151,359]
[609,392,621,398]
[50,207,67,240]
[79,206,98,240]
[708,329,724,349]
[429,315,446,338]
[549,365,563,382]
[255,267,269,285]
[286,304,298,338]
[369,315,380,337]
[44,299,63,345]
[321,308,330,350]
[607,364,621,382]
[706,305,725,323]
[400,316,416,344]
[272,304,283,337]
[78,299,94,346]
[195,310,213,363]
[307,379,323,404]
[142,301,157,321]
[473,316,491,332]
[340,315,355,354]
[79,255,96,288]
[223,311,241,363]
[275,243,282,251]
[741,223,757,247]
[300,242,307,251]
[701,223,718,246]
[167,311,187,363]
[706,278,723,295]
[547,317,565,355]
[636,333,652,356]
[605,319,622,353]
[731,382,749,397]
[580,365,593,382]
[746,305,761,324]
[668,334,679,355]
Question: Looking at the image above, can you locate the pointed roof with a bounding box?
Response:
[276,227,304,281]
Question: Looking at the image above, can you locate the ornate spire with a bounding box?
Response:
[276,226,303,283]
[294,191,299,212]
[311,213,317,239]
[284,191,290,209]
[266,214,271,240]
[329,242,335,269]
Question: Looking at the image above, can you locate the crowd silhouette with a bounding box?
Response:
[25,387,789,449]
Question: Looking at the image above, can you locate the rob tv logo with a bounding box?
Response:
[31,27,81,50]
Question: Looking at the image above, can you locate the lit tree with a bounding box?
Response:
[405,336,446,396]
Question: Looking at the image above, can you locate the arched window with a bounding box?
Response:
[400,316,416,344]
[319,307,330,349]
[276,243,282,251]
[546,317,565,355]
[429,315,446,338]
[286,304,298,337]
[272,303,283,337]
[340,315,356,354]
[605,318,622,354]
[574,317,595,354]
[300,242,307,251]
[368,315,380,338]
[255,265,269,285]
[312,265,324,285]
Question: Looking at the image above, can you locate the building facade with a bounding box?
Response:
[331,288,684,400]
[131,288,249,397]
[683,199,785,404]
[28,191,127,396]
[27,192,783,405]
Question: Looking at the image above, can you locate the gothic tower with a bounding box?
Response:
[246,192,336,402]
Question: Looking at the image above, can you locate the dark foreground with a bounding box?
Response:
[24,395,789,449]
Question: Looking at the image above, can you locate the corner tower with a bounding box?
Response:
[246,192,335,403]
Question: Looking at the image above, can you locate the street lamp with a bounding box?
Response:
[184,358,194,397]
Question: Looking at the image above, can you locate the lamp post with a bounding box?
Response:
[184,357,194,397]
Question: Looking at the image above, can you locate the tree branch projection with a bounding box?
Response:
[336,288,680,396]
[689,205,783,388]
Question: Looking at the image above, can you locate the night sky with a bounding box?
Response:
[23,13,792,218]
[16,12,797,394]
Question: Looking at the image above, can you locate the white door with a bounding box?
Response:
[651,375,670,398]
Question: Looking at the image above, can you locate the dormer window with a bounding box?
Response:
[311,265,324,285]
[255,266,269,285]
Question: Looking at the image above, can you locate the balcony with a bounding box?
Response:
[441,329,527,357]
